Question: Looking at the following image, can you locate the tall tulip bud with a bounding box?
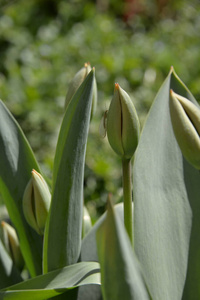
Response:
[65,62,97,117]
[1,221,24,270]
[106,84,140,159]
[23,170,51,235]
[169,90,200,169]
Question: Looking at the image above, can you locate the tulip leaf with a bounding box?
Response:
[133,67,200,300]
[0,261,100,300]
[0,239,22,289]
[43,70,95,272]
[78,203,124,300]
[171,72,200,299]
[0,99,43,277]
[96,200,150,300]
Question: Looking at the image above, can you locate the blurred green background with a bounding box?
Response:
[0,0,200,221]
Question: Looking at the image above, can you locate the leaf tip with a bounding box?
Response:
[106,193,114,215]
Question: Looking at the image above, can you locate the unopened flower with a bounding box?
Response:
[23,170,51,235]
[82,206,92,237]
[106,83,140,159]
[1,221,24,270]
[65,62,97,117]
[170,90,200,169]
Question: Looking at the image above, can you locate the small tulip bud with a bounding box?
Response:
[1,221,24,270]
[23,170,51,235]
[82,206,92,238]
[65,62,97,117]
[106,84,140,159]
[169,90,200,169]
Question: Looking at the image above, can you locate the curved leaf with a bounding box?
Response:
[43,70,95,272]
[0,100,43,277]
[0,262,100,300]
[133,68,200,300]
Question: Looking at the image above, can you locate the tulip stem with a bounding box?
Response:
[122,158,133,245]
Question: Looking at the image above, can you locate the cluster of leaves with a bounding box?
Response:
[0,0,200,217]
[0,59,200,299]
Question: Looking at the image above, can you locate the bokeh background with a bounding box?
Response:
[0,0,200,221]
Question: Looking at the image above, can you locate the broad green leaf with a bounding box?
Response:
[43,70,95,272]
[0,261,100,300]
[0,100,43,277]
[96,200,150,300]
[181,159,200,299]
[172,71,200,299]
[133,68,200,300]
[0,240,22,289]
[78,203,124,300]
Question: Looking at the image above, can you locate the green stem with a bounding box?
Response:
[122,158,133,245]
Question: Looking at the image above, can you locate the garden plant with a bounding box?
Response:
[0,63,200,300]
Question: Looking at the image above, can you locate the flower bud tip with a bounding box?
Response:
[115,83,119,90]
[84,62,90,68]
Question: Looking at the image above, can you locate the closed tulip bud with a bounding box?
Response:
[106,83,140,159]
[23,170,51,235]
[82,206,92,238]
[1,221,24,270]
[65,62,97,117]
[170,90,200,169]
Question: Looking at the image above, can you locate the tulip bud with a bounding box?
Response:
[23,170,51,235]
[65,62,97,117]
[169,90,200,169]
[106,83,140,159]
[1,221,24,270]
[82,206,92,238]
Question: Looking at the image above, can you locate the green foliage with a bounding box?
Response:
[1,0,200,217]
[1,62,200,299]
[0,240,22,289]
[1,1,200,299]
[43,70,95,272]
[133,68,200,300]
[96,200,150,300]
[0,99,42,277]
[0,261,100,299]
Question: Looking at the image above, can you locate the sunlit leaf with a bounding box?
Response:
[43,70,95,272]
[133,68,200,300]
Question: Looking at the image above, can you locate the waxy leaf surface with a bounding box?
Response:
[96,201,150,300]
[133,68,200,300]
[0,100,42,277]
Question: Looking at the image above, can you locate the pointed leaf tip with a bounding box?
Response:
[106,193,114,213]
